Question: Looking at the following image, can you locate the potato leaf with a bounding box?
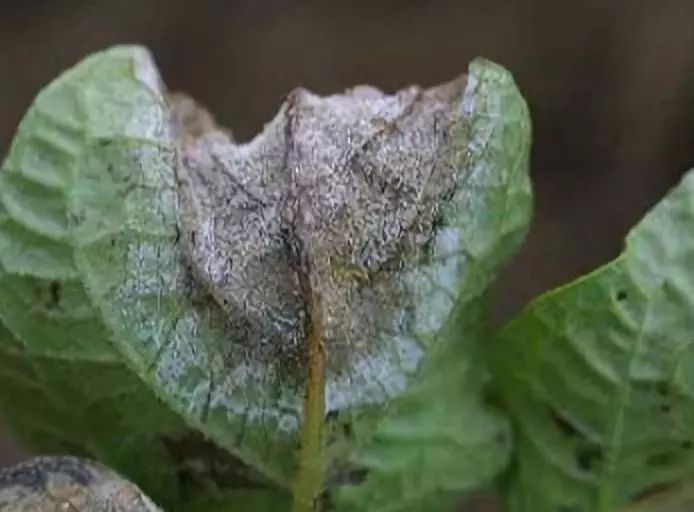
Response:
[0,46,532,511]
[333,59,532,512]
[0,455,162,512]
[0,51,189,508]
[493,169,694,511]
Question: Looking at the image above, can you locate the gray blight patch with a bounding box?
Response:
[172,77,469,409]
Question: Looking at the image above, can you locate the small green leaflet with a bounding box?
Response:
[0,46,532,511]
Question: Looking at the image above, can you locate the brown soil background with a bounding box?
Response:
[2,1,694,509]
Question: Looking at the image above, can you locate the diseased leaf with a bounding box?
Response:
[0,50,188,508]
[0,48,275,510]
[493,170,694,511]
[0,456,162,511]
[333,59,532,512]
[0,46,532,511]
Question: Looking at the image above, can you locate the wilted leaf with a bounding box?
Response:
[0,456,162,511]
[0,46,531,510]
[493,170,694,511]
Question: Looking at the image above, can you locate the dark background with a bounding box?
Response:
[2,1,694,509]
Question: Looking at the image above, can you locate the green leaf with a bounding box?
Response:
[333,59,532,511]
[0,46,532,511]
[0,47,274,510]
[0,48,188,509]
[493,169,694,511]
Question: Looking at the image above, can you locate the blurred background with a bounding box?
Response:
[2,0,694,509]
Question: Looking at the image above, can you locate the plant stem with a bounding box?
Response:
[292,269,326,512]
